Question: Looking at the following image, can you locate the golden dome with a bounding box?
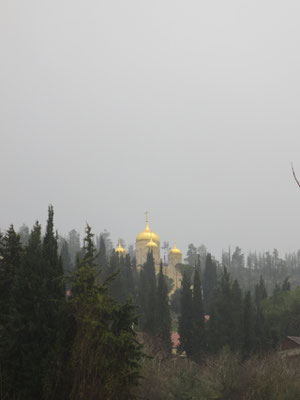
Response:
[170,241,181,255]
[115,240,125,254]
[136,213,159,242]
[146,237,158,248]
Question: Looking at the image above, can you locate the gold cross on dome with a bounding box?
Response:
[145,210,149,224]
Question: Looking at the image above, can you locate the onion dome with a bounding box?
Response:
[136,212,159,242]
[146,237,158,248]
[169,241,182,255]
[115,240,125,254]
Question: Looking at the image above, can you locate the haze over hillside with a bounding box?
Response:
[1,1,300,257]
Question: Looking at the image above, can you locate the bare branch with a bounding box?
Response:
[291,163,300,188]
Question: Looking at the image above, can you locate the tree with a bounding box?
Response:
[60,239,72,280]
[0,225,24,398]
[191,268,206,362]
[230,279,243,352]
[18,223,30,246]
[51,225,144,400]
[138,251,157,334]
[207,268,234,353]
[185,243,197,266]
[178,272,193,357]
[156,261,172,354]
[68,229,81,264]
[203,253,217,313]
[242,291,255,358]
[282,277,291,292]
[95,233,107,275]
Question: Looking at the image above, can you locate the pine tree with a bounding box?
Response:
[156,261,172,354]
[191,268,206,362]
[178,271,193,357]
[203,253,217,313]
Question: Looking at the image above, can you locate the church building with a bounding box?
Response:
[135,213,183,293]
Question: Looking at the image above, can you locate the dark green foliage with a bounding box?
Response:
[0,225,24,398]
[54,225,143,400]
[95,233,107,274]
[60,239,72,280]
[203,253,217,313]
[230,279,243,352]
[178,272,193,357]
[191,269,206,362]
[242,291,255,358]
[156,261,172,354]
[207,267,234,353]
[139,251,157,334]
[122,253,136,300]
[282,277,291,292]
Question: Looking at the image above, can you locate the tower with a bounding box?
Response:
[168,240,182,267]
[115,240,126,256]
[136,212,160,267]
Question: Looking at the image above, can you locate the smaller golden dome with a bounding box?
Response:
[170,241,181,255]
[115,240,125,254]
[146,237,158,248]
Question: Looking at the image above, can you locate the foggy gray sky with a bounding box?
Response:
[1,1,300,259]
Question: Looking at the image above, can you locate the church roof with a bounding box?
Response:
[170,241,182,255]
[136,214,159,242]
[115,240,125,254]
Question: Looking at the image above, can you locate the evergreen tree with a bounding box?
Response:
[60,239,72,279]
[203,253,217,313]
[178,271,193,357]
[0,225,24,398]
[282,277,291,292]
[191,268,206,362]
[123,253,135,300]
[242,291,255,358]
[185,243,197,266]
[156,261,172,354]
[230,279,243,352]
[109,250,124,302]
[41,206,65,389]
[207,268,234,353]
[139,251,157,334]
[51,225,143,400]
[95,233,107,275]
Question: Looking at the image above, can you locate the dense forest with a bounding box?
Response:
[2,207,300,399]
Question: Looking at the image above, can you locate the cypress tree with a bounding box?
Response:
[242,291,255,358]
[123,253,135,300]
[95,233,107,276]
[191,268,206,362]
[207,268,233,353]
[203,253,217,313]
[231,279,243,352]
[42,206,65,389]
[156,261,172,354]
[139,251,157,334]
[0,225,24,398]
[52,225,144,400]
[178,271,193,357]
